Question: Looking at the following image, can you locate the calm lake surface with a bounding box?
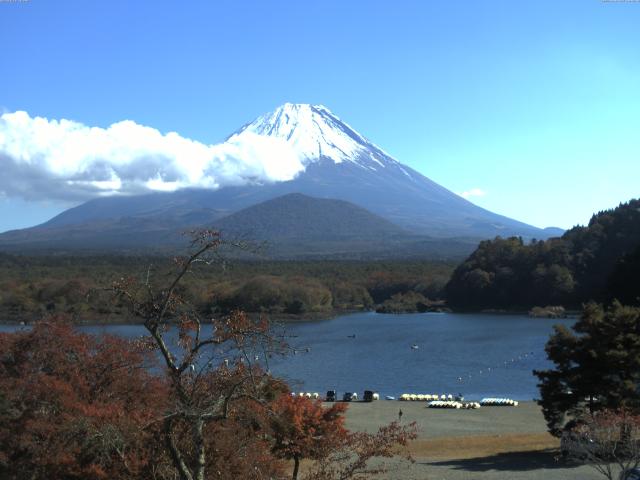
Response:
[1,312,573,400]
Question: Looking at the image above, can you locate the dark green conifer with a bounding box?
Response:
[535,302,640,436]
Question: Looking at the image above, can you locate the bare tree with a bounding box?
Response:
[113,230,284,480]
[562,409,640,480]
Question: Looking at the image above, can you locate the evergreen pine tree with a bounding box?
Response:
[535,302,640,436]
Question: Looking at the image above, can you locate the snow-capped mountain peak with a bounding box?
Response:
[5,103,554,248]
[227,103,397,168]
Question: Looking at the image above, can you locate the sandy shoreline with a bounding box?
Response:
[335,400,603,480]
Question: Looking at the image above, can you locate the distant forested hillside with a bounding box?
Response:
[0,255,454,323]
[445,199,640,309]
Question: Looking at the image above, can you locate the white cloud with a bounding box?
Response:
[459,188,487,199]
[0,111,306,202]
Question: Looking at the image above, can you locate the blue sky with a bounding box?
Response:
[1,0,639,232]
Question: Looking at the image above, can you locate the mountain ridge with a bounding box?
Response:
[0,103,563,254]
[0,193,479,259]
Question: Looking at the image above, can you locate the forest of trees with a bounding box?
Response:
[2,199,639,323]
[3,199,639,323]
[445,199,640,310]
[0,255,454,323]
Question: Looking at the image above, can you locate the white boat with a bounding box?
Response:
[411,344,419,350]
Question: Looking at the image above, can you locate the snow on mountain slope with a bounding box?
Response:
[228,103,404,172]
[6,102,558,244]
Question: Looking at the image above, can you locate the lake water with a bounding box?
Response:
[0,312,573,400]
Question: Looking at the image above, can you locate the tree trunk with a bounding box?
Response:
[292,454,300,480]
[164,417,194,480]
[194,418,206,480]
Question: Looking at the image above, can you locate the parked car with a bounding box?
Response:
[363,390,374,402]
[342,392,355,402]
[325,390,336,402]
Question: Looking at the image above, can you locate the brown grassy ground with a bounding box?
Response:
[407,432,559,460]
[334,400,605,480]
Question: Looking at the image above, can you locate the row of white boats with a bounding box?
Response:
[292,391,519,406]
[401,394,519,406]
[428,401,481,409]
[292,392,322,399]
[399,393,462,401]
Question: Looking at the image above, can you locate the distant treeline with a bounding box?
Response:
[446,199,640,310]
[0,255,454,323]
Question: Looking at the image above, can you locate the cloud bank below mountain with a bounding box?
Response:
[0,111,306,202]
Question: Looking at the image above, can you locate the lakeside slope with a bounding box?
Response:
[340,401,602,480]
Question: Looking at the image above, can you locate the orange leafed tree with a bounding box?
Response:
[271,395,348,480]
[0,317,287,480]
[0,318,169,480]
[270,394,418,480]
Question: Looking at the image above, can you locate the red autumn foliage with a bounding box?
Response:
[271,395,348,479]
[270,394,418,480]
[0,318,286,480]
[0,317,168,480]
[0,316,419,480]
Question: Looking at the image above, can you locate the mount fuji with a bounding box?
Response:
[0,103,561,256]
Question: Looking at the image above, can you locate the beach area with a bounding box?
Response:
[339,400,603,480]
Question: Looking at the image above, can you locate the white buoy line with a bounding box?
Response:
[456,351,536,384]
[480,397,519,406]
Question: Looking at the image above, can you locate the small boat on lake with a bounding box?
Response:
[411,344,419,350]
